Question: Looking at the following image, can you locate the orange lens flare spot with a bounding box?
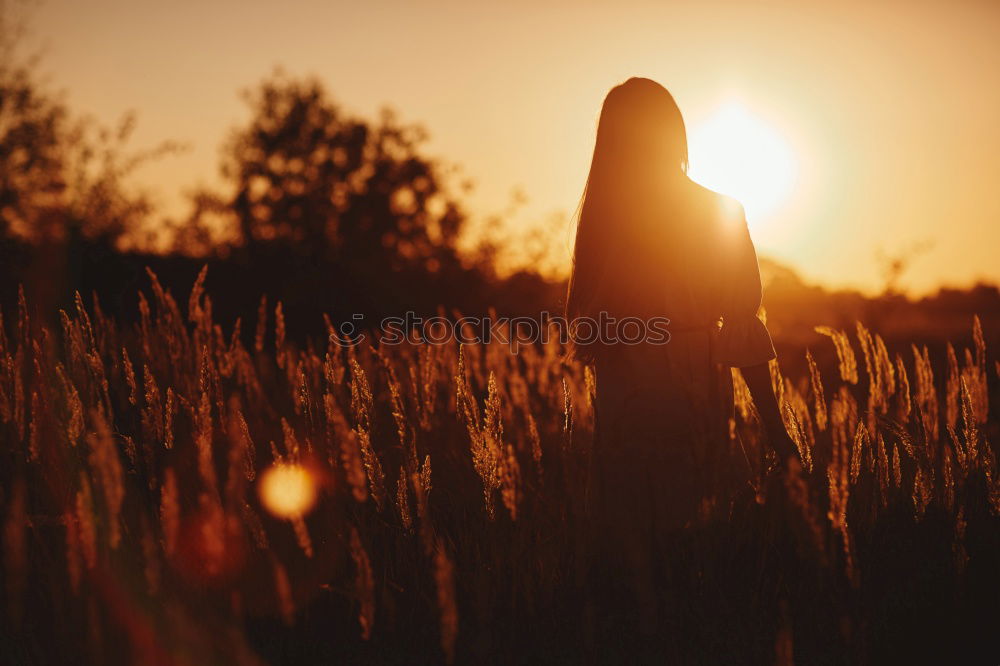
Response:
[259,463,318,518]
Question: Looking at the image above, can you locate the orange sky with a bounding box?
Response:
[30,0,1000,295]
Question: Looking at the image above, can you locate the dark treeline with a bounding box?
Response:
[0,234,562,345]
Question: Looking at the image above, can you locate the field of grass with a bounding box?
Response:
[2,268,999,664]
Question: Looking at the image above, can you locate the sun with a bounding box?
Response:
[687,102,797,225]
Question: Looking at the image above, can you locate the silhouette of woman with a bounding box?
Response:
[566,78,798,645]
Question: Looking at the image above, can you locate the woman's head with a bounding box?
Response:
[589,77,688,186]
[566,78,690,361]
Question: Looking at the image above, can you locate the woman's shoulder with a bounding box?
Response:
[678,180,746,238]
[684,180,745,221]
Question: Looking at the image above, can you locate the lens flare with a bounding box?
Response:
[259,463,318,518]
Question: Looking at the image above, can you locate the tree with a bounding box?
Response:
[218,71,466,275]
[0,3,173,250]
[0,9,67,241]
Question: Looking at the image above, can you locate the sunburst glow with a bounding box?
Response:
[687,102,798,225]
[259,463,318,518]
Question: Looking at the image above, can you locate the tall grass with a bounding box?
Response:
[1,269,998,664]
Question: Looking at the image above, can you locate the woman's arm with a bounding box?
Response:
[739,361,799,463]
[713,201,799,465]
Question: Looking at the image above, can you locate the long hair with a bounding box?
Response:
[565,77,690,363]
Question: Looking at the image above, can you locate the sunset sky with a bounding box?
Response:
[30,0,1000,295]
